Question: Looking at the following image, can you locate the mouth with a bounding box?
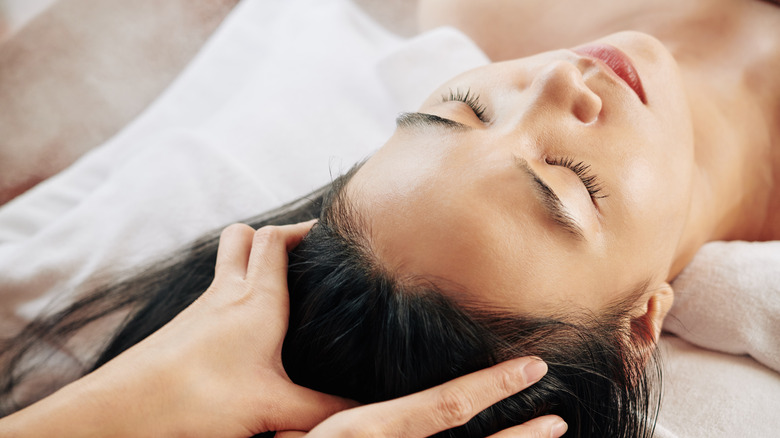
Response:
[573,44,647,104]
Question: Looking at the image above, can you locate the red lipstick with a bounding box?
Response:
[574,44,647,104]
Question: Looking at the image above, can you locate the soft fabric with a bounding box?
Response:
[666,241,780,373]
[0,0,777,436]
[653,335,780,438]
[0,0,487,330]
[653,240,780,437]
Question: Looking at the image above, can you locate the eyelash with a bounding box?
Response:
[441,90,605,201]
[443,88,488,122]
[546,156,607,200]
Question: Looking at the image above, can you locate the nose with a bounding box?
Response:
[529,61,602,124]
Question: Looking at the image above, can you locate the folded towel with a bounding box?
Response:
[666,240,780,372]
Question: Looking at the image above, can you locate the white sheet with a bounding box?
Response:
[1,0,777,435]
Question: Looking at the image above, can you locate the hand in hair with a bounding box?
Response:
[276,357,567,438]
[0,219,564,437]
[0,221,355,437]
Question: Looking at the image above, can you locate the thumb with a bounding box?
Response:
[269,383,359,432]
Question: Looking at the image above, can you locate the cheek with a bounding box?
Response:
[616,154,691,267]
[620,101,695,230]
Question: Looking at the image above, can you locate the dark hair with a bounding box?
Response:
[0,167,661,437]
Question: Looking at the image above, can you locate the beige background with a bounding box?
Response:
[0,0,420,41]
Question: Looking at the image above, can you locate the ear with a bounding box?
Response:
[636,283,675,343]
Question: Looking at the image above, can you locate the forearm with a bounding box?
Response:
[0,0,238,205]
[0,351,191,438]
[0,371,159,437]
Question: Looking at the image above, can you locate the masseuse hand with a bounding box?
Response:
[0,221,351,438]
[197,223,566,437]
[276,357,567,438]
[154,221,565,437]
[0,221,564,438]
[92,221,358,436]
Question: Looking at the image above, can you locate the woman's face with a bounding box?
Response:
[347,32,695,316]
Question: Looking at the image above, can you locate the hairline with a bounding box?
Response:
[324,163,653,326]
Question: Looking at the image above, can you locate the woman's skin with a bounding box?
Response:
[0,222,567,438]
[418,0,780,240]
[344,0,780,329]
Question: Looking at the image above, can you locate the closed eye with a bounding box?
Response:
[546,156,607,201]
[442,88,489,123]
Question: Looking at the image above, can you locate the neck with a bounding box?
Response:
[667,26,780,278]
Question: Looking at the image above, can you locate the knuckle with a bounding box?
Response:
[495,365,522,394]
[253,225,282,246]
[222,222,253,237]
[435,387,475,427]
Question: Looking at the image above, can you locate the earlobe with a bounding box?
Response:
[629,283,675,364]
[644,283,675,342]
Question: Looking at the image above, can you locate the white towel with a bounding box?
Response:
[666,241,780,372]
[652,241,780,437]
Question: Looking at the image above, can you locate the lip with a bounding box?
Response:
[573,44,647,104]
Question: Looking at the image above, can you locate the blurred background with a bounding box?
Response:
[0,0,419,41]
[0,0,57,40]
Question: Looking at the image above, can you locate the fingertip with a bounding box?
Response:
[535,415,567,438]
[550,417,568,437]
[494,356,547,388]
[219,223,255,240]
[283,220,318,251]
[522,358,547,385]
[499,415,566,438]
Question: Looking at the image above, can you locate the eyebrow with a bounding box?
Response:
[395,112,583,240]
[395,112,472,131]
[514,156,586,241]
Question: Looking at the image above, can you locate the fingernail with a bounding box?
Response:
[550,418,568,438]
[523,358,548,383]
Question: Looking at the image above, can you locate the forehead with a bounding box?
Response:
[345,129,621,316]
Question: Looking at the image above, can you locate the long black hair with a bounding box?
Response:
[0,166,661,437]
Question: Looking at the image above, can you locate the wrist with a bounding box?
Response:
[0,360,180,437]
[78,356,186,437]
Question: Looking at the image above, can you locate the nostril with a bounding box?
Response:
[530,61,602,123]
[575,56,600,73]
[573,87,602,124]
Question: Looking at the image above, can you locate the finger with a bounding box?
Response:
[268,383,359,432]
[370,357,548,437]
[486,415,568,438]
[282,219,317,251]
[245,220,316,286]
[214,223,256,279]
